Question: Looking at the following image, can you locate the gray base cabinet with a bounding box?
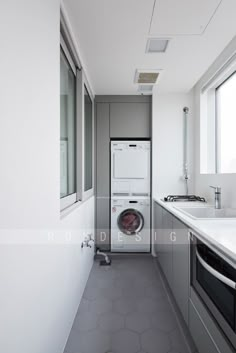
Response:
[153,202,162,255]
[172,217,189,324]
[190,289,234,353]
[154,201,235,353]
[189,300,219,353]
[154,201,189,323]
[154,202,173,288]
[161,208,173,289]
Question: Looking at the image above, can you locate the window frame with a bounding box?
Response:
[200,57,236,174]
[215,71,236,174]
[60,38,77,211]
[81,74,94,201]
[60,34,76,76]
[60,31,94,212]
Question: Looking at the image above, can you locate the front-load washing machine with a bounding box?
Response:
[111,198,150,252]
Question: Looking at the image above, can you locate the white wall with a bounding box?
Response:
[152,91,194,199]
[194,36,236,207]
[0,2,94,353]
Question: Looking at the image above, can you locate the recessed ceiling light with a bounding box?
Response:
[146,38,170,53]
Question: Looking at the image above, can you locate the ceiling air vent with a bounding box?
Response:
[134,69,162,85]
[138,85,153,94]
[146,38,169,53]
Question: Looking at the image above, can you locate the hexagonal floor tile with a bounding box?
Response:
[83,285,103,301]
[99,312,125,332]
[73,311,98,332]
[112,329,140,353]
[122,284,146,299]
[150,309,177,333]
[90,268,119,281]
[113,298,137,315]
[125,312,150,333]
[160,301,173,312]
[169,328,189,353]
[141,329,171,353]
[152,297,172,312]
[114,276,135,289]
[134,276,154,288]
[88,277,115,289]
[77,298,90,315]
[65,328,111,353]
[89,298,113,316]
[100,286,123,300]
[137,298,160,314]
[144,284,165,299]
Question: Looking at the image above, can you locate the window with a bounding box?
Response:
[60,29,94,211]
[216,72,236,173]
[200,55,236,174]
[84,85,93,192]
[60,48,76,205]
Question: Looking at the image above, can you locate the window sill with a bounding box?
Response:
[60,194,94,220]
[83,188,94,202]
[60,200,82,220]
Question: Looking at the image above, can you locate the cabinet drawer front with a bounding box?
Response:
[189,300,218,353]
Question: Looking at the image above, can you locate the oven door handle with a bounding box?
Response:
[196,249,236,290]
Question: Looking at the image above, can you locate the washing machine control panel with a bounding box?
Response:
[112,199,150,207]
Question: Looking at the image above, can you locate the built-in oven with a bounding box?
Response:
[190,233,236,350]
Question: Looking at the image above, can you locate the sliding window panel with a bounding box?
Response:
[60,48,77,210]
[84,85,93,192]
[75,69,94,203]
[82,75,94,200]
[76,69,83,202]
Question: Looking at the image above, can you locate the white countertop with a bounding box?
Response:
[154,198,236,268]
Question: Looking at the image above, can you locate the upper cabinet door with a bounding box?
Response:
[110,103,151,138]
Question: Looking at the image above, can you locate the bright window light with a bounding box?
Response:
[216,72,236,173]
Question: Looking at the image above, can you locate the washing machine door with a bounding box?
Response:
[117,208,144,235]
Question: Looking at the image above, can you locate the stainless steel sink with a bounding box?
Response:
[174,206,236,219]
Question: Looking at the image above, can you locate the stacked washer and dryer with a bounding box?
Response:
[110,141,151,252]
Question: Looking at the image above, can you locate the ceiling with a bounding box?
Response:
[63,0,236,95]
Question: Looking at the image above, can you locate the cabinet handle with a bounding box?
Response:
[188,231,193,241]
[170,231,176,242]
[196,249,236,290]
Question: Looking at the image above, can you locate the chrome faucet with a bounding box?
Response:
[210,186,221,209]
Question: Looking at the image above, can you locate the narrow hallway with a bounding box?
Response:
[64,256,189,353]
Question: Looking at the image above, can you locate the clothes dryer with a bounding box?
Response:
[111,141,150,197]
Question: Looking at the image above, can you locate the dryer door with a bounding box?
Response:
[113,150,148,179]
[117,208,144,235]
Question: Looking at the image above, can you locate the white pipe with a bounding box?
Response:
[183,107,189,195]
[96,249,111,264]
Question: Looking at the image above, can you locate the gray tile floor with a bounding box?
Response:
[64,256,189,353]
